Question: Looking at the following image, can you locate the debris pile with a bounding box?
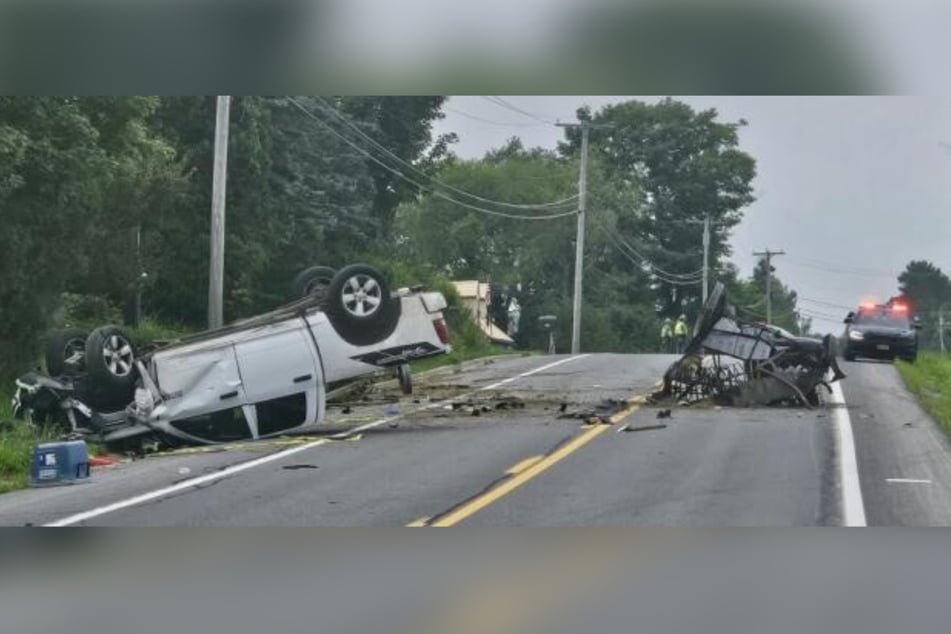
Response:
[652,283,846,408]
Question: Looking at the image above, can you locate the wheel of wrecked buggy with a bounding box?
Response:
[290,265,336,302]
[397,363,413,395]
[325,264,401,346]
[45,328,89,376]
[84,325,138,403]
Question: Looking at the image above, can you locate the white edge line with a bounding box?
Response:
[829,381,868,527]
[45,354,591,527]
[885,478,932,484]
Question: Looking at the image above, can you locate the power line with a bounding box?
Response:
[311,96,578,211]
[287,97,578,222]
[445,106,545,128]
[798,296,853,311]
[481,96,559,125]
[784,255,895,279]
[594,219,704,281]
[595,222,702,286]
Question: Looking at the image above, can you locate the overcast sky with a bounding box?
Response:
[433,96,951,332]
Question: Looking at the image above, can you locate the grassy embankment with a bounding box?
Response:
[896,352,951,435]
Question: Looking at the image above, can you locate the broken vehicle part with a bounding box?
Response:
[654,283,846,407]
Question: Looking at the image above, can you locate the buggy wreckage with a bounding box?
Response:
[652,283,846,407]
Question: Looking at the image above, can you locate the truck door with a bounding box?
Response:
[233,319,323,438]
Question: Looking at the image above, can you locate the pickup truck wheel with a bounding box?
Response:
[45,328,89,376]
[397,364,413,395]
[325,264,401,346]
[85,325,138,403]
[291,265,336,301]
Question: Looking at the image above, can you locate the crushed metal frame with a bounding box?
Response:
[653,283,846,407]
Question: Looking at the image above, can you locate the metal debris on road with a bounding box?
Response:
[652,283,846,408]
[619,423,668,433]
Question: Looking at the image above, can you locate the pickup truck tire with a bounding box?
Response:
[325,264,401,346]
[85,325,138,404]
[291,265,336,302]
[45,328,89,376]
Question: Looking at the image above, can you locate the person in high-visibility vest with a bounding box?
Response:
[659,318,673,353]
[673,314,689,354]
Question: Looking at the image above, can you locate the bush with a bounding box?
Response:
[53,293,123,329]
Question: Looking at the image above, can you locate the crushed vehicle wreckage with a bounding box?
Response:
[651,283,846,407]
[11,264,451,449]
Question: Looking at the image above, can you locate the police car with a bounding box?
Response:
[842,300,920,362]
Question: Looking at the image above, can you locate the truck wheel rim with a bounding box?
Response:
[102,334,134,377]
[341,274,382,317]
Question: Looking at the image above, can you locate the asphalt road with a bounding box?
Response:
[2,353,951,526]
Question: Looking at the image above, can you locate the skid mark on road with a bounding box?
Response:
[43,355,591,527]
[829,381,868,527]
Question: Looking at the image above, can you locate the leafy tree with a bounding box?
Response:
[0,98,111,375]
[559,98,756,321]
[899,260,951,350]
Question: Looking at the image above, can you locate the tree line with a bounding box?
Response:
[1,96,809,378]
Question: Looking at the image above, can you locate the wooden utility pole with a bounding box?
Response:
[556,118,613,354]
[208,96,231,329]
[753,249,785,324]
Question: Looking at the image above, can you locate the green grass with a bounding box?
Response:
[411,343,523,373]
[896,352,951,436]
[0,393,60,494]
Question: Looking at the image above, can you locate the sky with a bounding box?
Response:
[432,96,951,332]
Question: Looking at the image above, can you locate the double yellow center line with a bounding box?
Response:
[411,395,646,527]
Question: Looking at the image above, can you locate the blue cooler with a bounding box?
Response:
[30,440,90,487]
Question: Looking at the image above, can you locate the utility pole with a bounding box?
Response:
[940,307,946,354]
[208,96,231,330]
[753,248,785,324]
[556,118,613,354]
[702,215,711,303]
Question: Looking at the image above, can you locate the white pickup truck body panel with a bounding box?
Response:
[142,292,447,443]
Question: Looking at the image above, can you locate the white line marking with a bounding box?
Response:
[885,478,932,484]
[44,354,590,526]
[829,381,868,527]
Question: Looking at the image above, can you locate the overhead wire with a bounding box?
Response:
[444,106,546,128]
[287,97,578,221]
[481,96,560,125]
[594,220,702,286]
[593,218,704,281]
[310,96,578,211]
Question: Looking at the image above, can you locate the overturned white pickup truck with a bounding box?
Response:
[13,264,450,448]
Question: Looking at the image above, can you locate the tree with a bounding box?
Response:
[559,98,756,320]
[0,98,112,375]
[397,142,660,352]
[337,96,451,240]
[898,260,951,350]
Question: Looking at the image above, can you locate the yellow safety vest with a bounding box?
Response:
[673,320,688,336]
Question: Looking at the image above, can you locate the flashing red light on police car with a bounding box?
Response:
[891,303,908,313]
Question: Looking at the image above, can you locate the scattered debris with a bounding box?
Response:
[619,423,668,433]
[657,409,672,420]
[89,455,122,467]
[282,464,319,470]
[177,467,191,475]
